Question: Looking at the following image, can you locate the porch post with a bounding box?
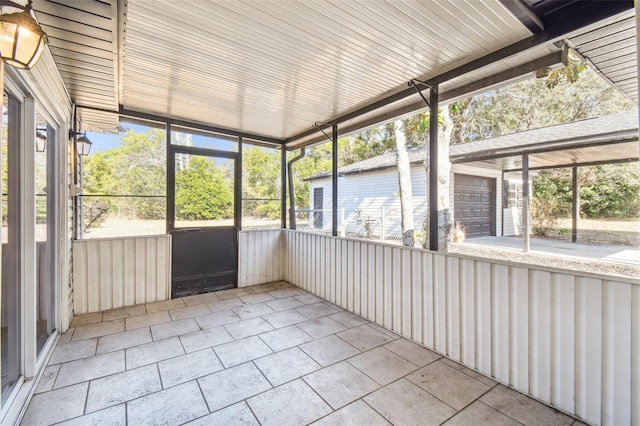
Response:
[572,165,578,243]
[281,146,286,228]
[522,153,529,252]
[332,124,338,237]
[429,85,439,251]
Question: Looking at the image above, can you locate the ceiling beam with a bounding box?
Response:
[499,0,545,33]
[285,1,633,147]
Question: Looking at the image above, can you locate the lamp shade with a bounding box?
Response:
[0,1,47,69]
[77,134,92,156]
[35,128,46,152]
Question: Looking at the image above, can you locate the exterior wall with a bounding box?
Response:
[238,230,284,287]
[72,235,171,314]
[284,230,640,426]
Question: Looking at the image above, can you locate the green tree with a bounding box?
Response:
[242,146,281,219]
[175,156,233,220]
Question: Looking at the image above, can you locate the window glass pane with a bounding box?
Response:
[171,126,238,152]
[80,119,166,239]
[1,92,21,405]
[242,142,281,229]
[35,113,55,356]
[174,154,234,228]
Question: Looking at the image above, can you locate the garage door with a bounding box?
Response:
[454,174,495,238]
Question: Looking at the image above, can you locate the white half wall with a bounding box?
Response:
[283,230,639,426]
[238,230,284,287]
[72,235,171,314]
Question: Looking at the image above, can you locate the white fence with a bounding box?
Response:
[72,235,171,314]
[283,230,640,426]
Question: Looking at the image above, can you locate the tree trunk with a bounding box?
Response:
[394,119,414,247]
[437,108,453,251]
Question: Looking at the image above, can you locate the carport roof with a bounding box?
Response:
[30,0,635,146]
[306,110,639,180]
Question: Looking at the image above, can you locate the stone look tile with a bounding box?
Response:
[195,309,240,329]
[224,316,274,340]
[262,309,308,328]
[297,316,347,338]
[383,338,441,367]
[48,338,97,364]
[169,303,211,321]
[271,281,294,289]
[125,311,171,330]
[365,379,457,426]
[151,317,199,341]
[248,379,332,426]
[258,325,314,352]
[214,336,273,368]
[243,283,277,294]
[312,400,391,426]
[268,288,307,299]
[158,348,224,387]
[54,351,125,389]
[70,312,102,328]
[34,364,60,394]
[102,305,146,321]
[440,357,498,387]
[348,347,418,385]
[96,328,152,354]
[303,361,379,409]
[146,298,186,313]
[206,297,246,313]
[56,405,126,426]
[329,311,369,328]
[254,347,320,386]
[296,302,340,319]
[240,292,276,305]
[481,385,574,426]
[180,326,234,353]
[265,297,305,312]
[127,380,209,425]
[337,324,393,351]
[198,362,272,412]
[182,292,221,306]
[368,323,401,340]
[295,294,323,305]
[57,329,74,344]
[72,319,124,341]
[443,401,519,426]
[86,364,161,413]
[185,401,259,426]
[217,288,250,299]
[22,382,88,425]
[300,335,361,366]
[125,336,185,369]
[233,302,276,320]
[407,361,490,410]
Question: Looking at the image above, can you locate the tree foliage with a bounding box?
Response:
[175,156,233,220]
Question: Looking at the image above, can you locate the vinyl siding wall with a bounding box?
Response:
[283,230,639,426]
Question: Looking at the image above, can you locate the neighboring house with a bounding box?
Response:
[307,110,639,240]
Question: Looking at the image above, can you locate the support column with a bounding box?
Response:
[572,165,578,243]
[332,124,338,237]
[281,146,286,229]
[522,153,530,252]
[428,85,439,251]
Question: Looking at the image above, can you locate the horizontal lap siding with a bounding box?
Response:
[72,235,171,314]
[238,230,284,287]
[283,230,639,426]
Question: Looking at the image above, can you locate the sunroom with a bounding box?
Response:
[1,1,638,425]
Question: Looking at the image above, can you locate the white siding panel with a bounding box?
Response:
[282,230,640,425]
[72,235,171,314]
[238,230,283,287]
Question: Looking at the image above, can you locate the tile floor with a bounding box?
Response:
[22,281,582,426]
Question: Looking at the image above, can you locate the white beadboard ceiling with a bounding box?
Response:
[120,0,531,140]
[32,1,637,143]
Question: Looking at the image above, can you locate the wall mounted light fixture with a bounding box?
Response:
[35,127,46,152]
[69,129,93,156]
[0,0,48,69]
